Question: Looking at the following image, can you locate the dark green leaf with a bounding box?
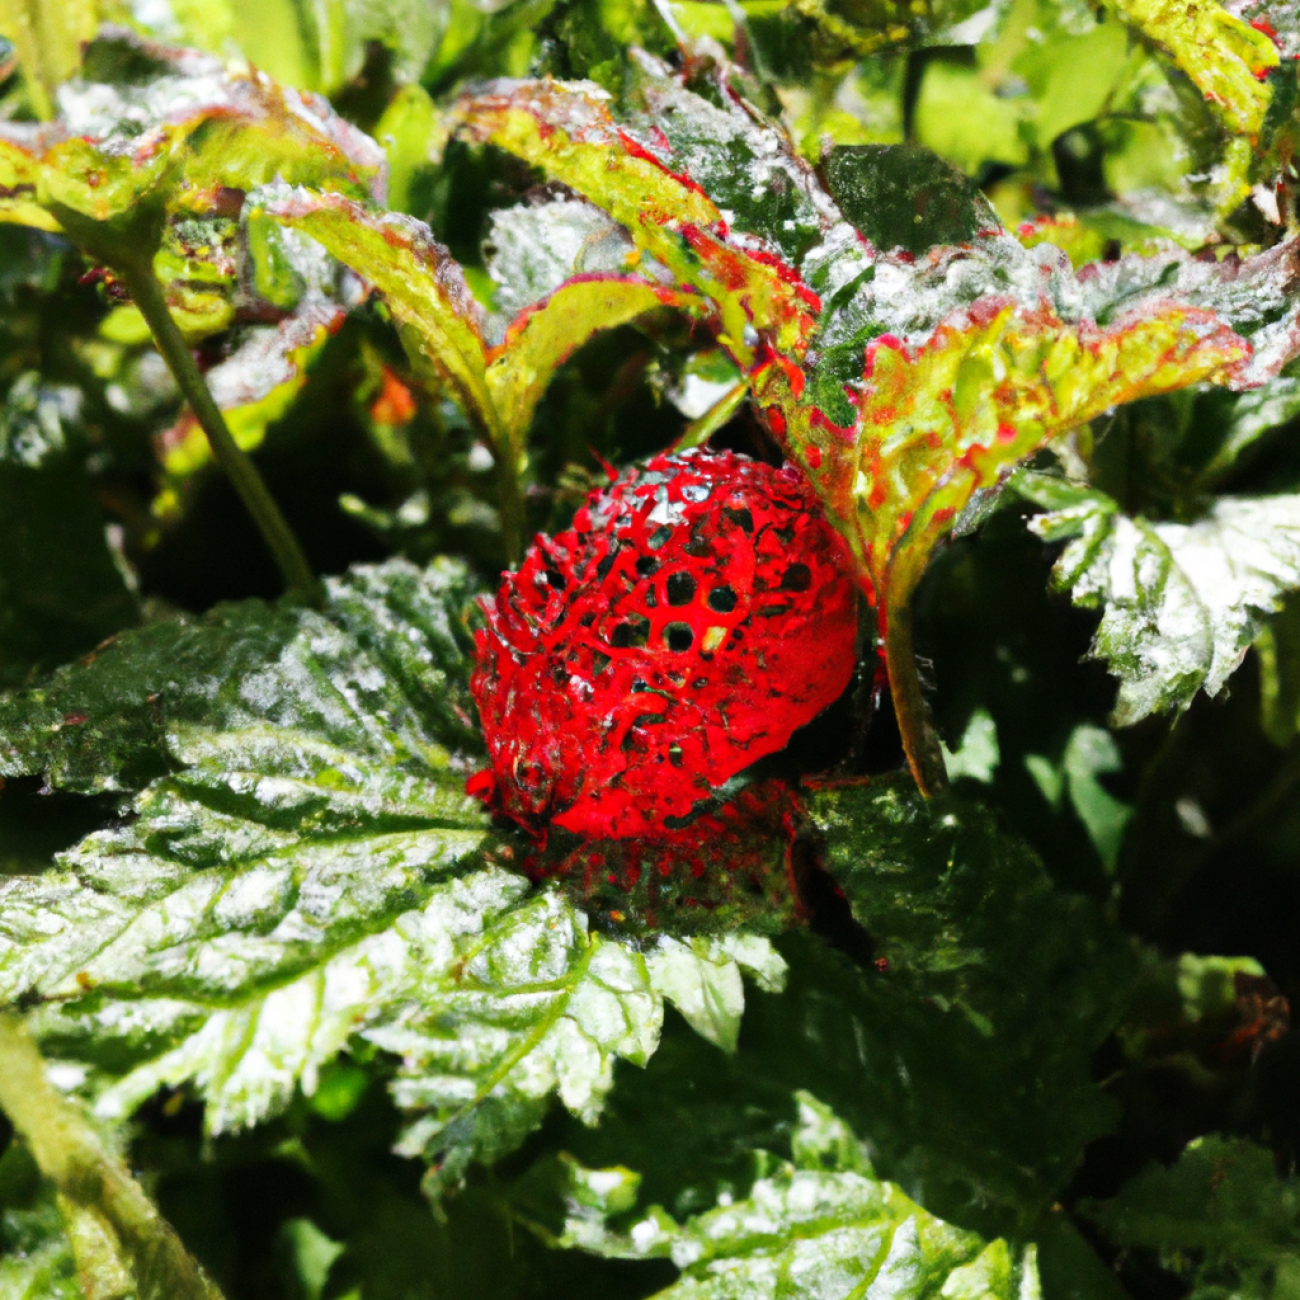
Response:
[553,1093,1042,1299]
[1081,1136,1300,1298]
[823,143,999,257]
[804,776,1134,1224]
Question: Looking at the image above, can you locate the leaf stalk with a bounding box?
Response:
[882,601,949,797]
[115,257,318,599]
[0,1015,225,1300]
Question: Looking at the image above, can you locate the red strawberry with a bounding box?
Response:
[470,448,858,840]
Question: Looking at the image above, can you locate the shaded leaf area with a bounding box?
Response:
[1080,1136,1300,1297]
[0,557,787,1197]
[803,776,1135,1227]
[548,1093,1041,1300]
[1017,471,1300,725]
[0,372,138,689]
[0,1144,79,1300]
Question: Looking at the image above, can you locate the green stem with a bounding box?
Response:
[0,1015,225,1300]
[883,601,949,797]
[116,257,317,599]
[495,449,527,567]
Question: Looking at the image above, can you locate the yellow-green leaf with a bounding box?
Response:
[759,299,1251,622]
[1102,0,1280,135]
[454,80,821,367]
[259,186,497,442]
[486,275,688,451]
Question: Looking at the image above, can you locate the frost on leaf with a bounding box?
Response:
[556,1092,1041,1300]
[1019,473,1300,724]
[0,30,382,234]
[0,557,784,1189]
[451,56,1300,701]
[258,185,685,472]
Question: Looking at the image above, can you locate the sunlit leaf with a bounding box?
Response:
[0,557,783,1194]
[486,275,684,448]
[0,31,383,236]
[454,67,825,367]
[1018,472,1300,724]
[554,1092,1042,1300]
[1101,0,1279,135]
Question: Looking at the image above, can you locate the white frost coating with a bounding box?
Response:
[673,374,737,419]
[1036,491,1300,724]
[485,197,639,326]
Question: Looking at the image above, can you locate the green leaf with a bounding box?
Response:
[1080,1136,1300,1297]
[487,275,682,450]
[0,1145,79,1300]
[1201,369,1300,481]
[1100,0,1279,135]
[1019,473,1300,725]
[805,776,1134,1221]
[940,707,1000,783]
[0,0,98,120]
[1025,724,1132,873]
[259,183,688,478]
[454,70,822,368]
[823,143,999,257]
[0,557,784,1193]
[1257,591,1300,747]
[254,185,497,442]
[0,32,383,237]
[0,557,483,793]
[554,1093,1042,1300]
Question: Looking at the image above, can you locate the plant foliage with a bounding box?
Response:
[0,0,1297,1295]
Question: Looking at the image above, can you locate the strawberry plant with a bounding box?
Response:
[0,1,1299,1297]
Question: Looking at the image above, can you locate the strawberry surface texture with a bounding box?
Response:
[470,448,859,839]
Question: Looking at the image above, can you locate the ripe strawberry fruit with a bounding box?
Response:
[469,448,858,840]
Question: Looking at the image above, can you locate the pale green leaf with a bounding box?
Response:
[1020,474,1300,724]
[0,557,779,1190]
[646,935,788,1052]
[940,708,1000,783]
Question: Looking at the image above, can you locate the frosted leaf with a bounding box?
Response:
[1022,476,1300,724]
[485,197,640,321]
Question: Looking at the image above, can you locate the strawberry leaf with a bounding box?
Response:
[1018,473,1300,725]
[553,1092,1042,1300]
[0,558,785,1194]
[0,31,382,235]
[1079,1136,1300,1295]
[451,58,1300,788]
[803,775,1134,1221]
[1100,0,1280,135]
